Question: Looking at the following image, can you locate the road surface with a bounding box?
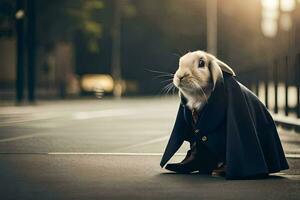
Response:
[0,97,299,199]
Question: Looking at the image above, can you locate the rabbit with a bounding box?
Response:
[173,50,235,112]
[161,50,289,178]
[162,50,235,175]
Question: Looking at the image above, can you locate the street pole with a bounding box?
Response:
[15,0,25,103]
[27,0,36,103]
[206,0,218,56]
[111,0,122,98]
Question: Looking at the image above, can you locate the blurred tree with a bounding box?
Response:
[36,0,104,53]
[0,0,105,52]
[1,0,295,97]
[33,0,108,98]
[0,0,15,37]
[120,0,207,94]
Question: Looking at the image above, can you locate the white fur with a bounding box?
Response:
[173,50,235,111]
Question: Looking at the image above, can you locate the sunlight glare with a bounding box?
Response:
[261,18,278,38]
[261,0,279,10]
[262,8,279,20]
[280,0,296,12]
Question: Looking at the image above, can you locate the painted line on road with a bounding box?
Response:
[46,153,300,158]
[0,152,183,156]
[0,152,299,159]
[0,114,59,127]
[72,109,137,120]
[285,153,300,159]
[0,108,140,127]
[0,133,49,143]
[47,152,300,159]
[113,136,169,152]
[47,152,170,156]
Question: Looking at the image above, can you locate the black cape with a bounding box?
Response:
[160,73,289,179]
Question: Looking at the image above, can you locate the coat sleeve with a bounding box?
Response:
[160,104,190,167]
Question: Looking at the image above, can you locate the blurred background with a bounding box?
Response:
[0,0,300,115]
[0,2,300,198]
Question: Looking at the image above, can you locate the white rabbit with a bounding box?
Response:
[173,50,235,111]
[162,50,289,178]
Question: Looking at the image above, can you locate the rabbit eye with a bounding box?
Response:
[198,60,205,68]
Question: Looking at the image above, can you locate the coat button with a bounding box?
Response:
[202,136,208,142]
[194,129,200,134]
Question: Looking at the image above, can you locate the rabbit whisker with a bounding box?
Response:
[154,74,174,78]
[146,69,174,75]
[189,77,208,102]
[166,84,175,94]
[161,82,174,95]
[172,85,177,95]
[161,78,174,83]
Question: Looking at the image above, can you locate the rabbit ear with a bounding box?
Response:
[215,59,236,76]
[209,59,223,88]
[207,53,236,76]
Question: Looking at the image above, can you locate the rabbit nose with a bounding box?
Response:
[178,74,188,81]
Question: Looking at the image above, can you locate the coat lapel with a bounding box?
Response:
[182,76,227,134]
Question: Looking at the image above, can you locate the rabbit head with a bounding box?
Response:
[173,50,235,110]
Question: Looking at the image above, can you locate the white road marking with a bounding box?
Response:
[0,108,140,126]
[72,109,137,120]
[0,133,49,143]
[285,153,300,158]
[47,152,170,156]
[0,114,59,127]
[47,152,300,159]
[113,136,169,152]
[0,152,299,160]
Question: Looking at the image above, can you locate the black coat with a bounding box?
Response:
[160,73,289,179]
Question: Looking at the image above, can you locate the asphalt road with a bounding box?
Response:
[0,97,299,199]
